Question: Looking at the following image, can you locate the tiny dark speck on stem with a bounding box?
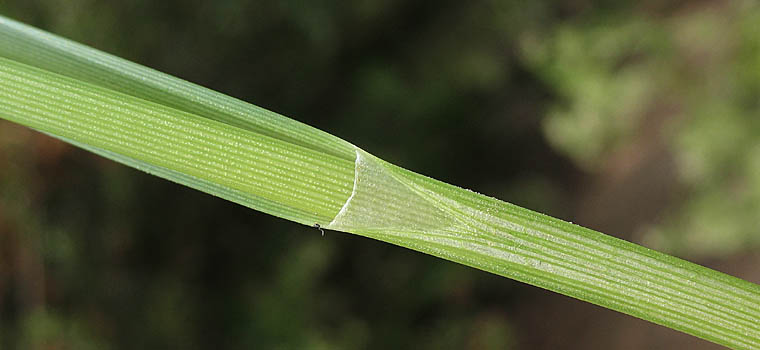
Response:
[313,223,324,236]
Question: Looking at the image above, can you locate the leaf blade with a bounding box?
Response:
[0,56,354,225]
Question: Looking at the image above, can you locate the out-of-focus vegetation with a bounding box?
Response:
[523,0,760,257]
[0,1,757,349]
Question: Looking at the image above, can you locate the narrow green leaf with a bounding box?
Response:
[0,15,758,349]
[0,56,354,225]
[0,16,356,161]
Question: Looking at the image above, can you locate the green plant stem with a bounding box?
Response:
[341,151,760,348]
[0,15,758,349]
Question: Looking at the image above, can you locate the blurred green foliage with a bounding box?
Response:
[523,17,670,168]
[0,1,757,349]
[523,1,760,257]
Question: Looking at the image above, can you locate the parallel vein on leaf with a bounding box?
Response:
[0,57,355,223]
[330,152,759,348]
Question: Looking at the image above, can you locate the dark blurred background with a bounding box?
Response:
[1,0,759,349]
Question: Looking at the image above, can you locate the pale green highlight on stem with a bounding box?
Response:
[0,15,759,349]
